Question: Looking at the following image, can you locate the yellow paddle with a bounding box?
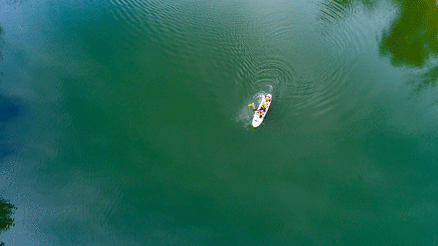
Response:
[248,103,255,109]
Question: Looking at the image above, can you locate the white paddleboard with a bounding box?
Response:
[251,94,272,128]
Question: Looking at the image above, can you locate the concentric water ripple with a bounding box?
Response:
[232,0,371,124]
[107,0,376,127]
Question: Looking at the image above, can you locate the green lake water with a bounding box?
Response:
[0,0,438,245]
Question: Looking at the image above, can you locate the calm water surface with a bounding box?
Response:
[1,0,438,245]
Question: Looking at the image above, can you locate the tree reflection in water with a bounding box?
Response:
[334,0,438,90]
[0,198,16,246]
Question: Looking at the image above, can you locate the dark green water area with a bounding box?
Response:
[0,0,437,245]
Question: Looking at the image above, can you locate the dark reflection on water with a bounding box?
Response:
[0,26,22,161]
[334,0,438,89]
[0,94,21,122]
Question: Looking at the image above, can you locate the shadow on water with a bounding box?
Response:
[331,0,438,91]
